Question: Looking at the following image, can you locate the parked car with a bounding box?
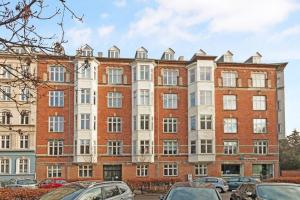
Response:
[5,178,37,189]
[226,177,259,191]
[160,182,222,200]
[38,178,67,189]
[39,181,134,200]
[231,183,300,200]
[194,177,229,193]
[230,183,256,200]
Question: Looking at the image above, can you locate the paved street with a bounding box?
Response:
[135,192,232,200]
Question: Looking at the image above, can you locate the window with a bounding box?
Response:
[49,116,64,132]
[108,68,122,84]
[163,69,178,85]
[109,50,119,58]
[107,117,122,132]
[140,140,150,154]
[81,64,91,79]
[80,139,90,154]
[224,118,237,133]
[254,141,268,154]
[107,92,122,108]
[224,141,238,154]
[253,119,267,133]
[189,68,196,83]
[190,92,196,107]
[163,94,178,109]
[49,66,64,82]
[164,53,174,60]
[133,91,137,106]
[163,118,177,133]
[49,91,64,107]
[133,116,137,131]
[107,141,122,155]
[0,65,11,79]
[20,135,29,149]
[164,164,178,176]
[253,96,266,110]
[0,135,10,149]
[190,141,196,154]
[133,67,137,82]
[136,51,147,59]
[18,158,29,174]
[222,164,240,176]
[163,140,178,155]
[200,140,213,154]
[140,90,150,106]
[0,158,9,174]
[80,89,90,104]
[0,86,11,101]
[199,90,212,105]
[140,65,150,81]
[82,49,92,57]
[48,140,63,155]
[80,114,90,130]
[20,65,30,77]
[199,67,212,81]
[0,111,11,124]
[190,116,196,131]
[140,115,150,130]
[20,111,29,125]
[79,165,92,177]
[137,165,148,176]
[252,73,266,88]
[195,164,207,176]
[47,165,62,178]
[223,95,236,110]
[222,72,237,87]
[200,115,212,130]
[20,88,30,101]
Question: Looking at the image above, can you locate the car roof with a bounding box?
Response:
[65,181,127,189]
[172,182,216,189]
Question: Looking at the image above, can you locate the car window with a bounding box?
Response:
[206,178,218,183]
[17,179,37,185]
[118,184,128,194]
[166,187,220,200]
[39,184,85,200]
[102,186,120,199]
[257,185,300,200]
[240,177,250,182]
[228,178,239,182]
[80,187,102,200]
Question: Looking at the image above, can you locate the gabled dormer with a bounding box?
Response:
[108,45,120,58]
[217,50,234,63]
[245,52,262,64]
[161,48,175,60]
[76,44,93,57]
[135,46,148,59]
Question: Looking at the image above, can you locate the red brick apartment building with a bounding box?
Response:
[35,46,286,182]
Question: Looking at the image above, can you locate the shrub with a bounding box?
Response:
[265,177,300,184]
[0,188,52,200]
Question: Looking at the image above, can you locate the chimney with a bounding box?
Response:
[217,50,233,63]
[98,52,103,57]
[245,52,262,64]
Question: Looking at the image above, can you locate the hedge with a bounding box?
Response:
[265,177,300,184]
[0,188,52,200]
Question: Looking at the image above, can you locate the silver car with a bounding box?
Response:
[5,178,37,189]
[40,181,134,200]
[194,177,229,193]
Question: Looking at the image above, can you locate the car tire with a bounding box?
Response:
[216,187,223,193]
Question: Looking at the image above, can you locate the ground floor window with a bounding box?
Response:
[0,158,9,174]
[221,164,240,176]
[164,163,178,176]
[136,164,148,177]
[79,165,93,178]
[18,158,29,174]
[252,164,274,179]
[47,165,62,178]
[195,163,207,176]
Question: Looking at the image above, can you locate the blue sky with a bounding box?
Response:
[45,0,300,135]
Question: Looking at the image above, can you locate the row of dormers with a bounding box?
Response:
[77,44,263,64]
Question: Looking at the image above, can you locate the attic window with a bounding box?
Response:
[164,53,173,60]
[137,51,147,59]
[82,50,92,57]
[109,50,119,58]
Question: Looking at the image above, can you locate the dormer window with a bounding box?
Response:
[161,48,175,60]
[108,50,119,58]
[77,44,93,57]
[82,50,92,57]
[165,53,173,60]
[135,47,148,59]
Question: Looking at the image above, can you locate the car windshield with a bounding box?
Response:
[17,180,37,185]
[257,185,300,200]
[39,184,85,200]
[166,187,220,200]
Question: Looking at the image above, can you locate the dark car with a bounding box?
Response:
[160,182,222,200]
[230,183,256,200]
[194,177,229,193]
[231,183,300,200]
[39,181,134,200]
[38,178,67,189]
[227,177,259,191]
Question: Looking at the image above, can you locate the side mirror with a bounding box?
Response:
[159,195,165,200]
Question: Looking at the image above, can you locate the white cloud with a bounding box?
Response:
[114,0,126,7]
[269,26,300,41]
[100,13,109,19]
[66,27,92,48]
[97,25,115,39]
[128,0,299,44]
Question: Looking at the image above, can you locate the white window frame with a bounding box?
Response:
[224,141,238,155]
[253,96,266,110]
[140,65,151,81]
[1,65,11,79]
[107,117,122,132]
[163,69,178,86]
[80,139,90,155]
[190,92,196,107]
[48,140,63,155]
[224,118,237,133]
[108,68,123,84]
[223,95,236,110]
[163,163,178,176]
[253,119,267,133]
[49,66,64,82]
[80,114,90,130]
[163,94,178,109]
[107,141,122,155]
[137,164,148,177]
[195,164,207,176]
[0,135,10,149]
[200,140,213,154]
[20,88,30,101]
[189,68,196,83]
[49,116,64,132]
[140,140,150,154]
[107,92,122,108]
[80,88,91,104]
[20,135,29,149]
[163,140,178,155]
[49,91,64,107]
[199,90,212,105]
[139,89,150,106]
[140,115,150,130]
[254,140,268,154]
[0,111,11,124]
[190,140,196,154]
[47,165,62,178]
[0,158,10,174]
[163,118,177,133]
[190,116,196,131]
[200,115,212,130]
[80,64,91,79]
[0,86,11,101]
[79,165,93,178]
[16,157,29,174]
[252,73,266,88]
[199,67,212,81]
[222,72,237,87]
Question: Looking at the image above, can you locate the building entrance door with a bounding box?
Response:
[103,165,122,181]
